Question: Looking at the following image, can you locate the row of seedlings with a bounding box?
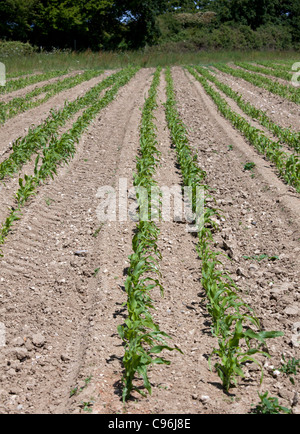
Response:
[214,63,300,105]
[0,66,139,254]
[0,69,129,180]
[234,62,293,83]
[194,65,300,153]
[0,70,68,94]
[118,67,181,402]
[164,67,284,393]
[0,69,102,124]
[187,67,300,192]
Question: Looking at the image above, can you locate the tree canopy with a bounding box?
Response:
[0,0,298,49]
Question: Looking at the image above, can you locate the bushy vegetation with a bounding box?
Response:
[0,41,37,57]
[157,11,297,51]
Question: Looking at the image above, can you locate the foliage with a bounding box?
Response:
[157,18,295,51]
[279,355,300,385]
[0,70,130,180]
[251,391,292,414]
[189,66,300,193]
[196,65,300,153]
[1,70,65,94]
[0,70,104,124]
[215,63,299,105]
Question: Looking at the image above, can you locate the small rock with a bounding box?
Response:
[25,339,34,352]
[32,334,45,348]
[74,250,88,257]
[237,268,248,278]
[61,354,71,362]
[284,306,299,316]
[292,392,299,408]
[200,395,210,404]
[15,348,29,362]
[9,386,22,395]
[12,337,24,347]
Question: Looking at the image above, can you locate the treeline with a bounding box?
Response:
[0,0,299,51]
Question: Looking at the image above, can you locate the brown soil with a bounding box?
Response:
[0,67,299,415]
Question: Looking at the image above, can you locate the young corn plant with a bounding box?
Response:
[235,62,293,83]
[211,321,284,392]
[0,70,68,95]
[0,70,103,125]
[214,63,300,105]
[194,65,300,153]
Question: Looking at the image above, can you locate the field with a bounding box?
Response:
[0,60,299,414]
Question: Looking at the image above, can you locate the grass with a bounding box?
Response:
[1,49,299,75]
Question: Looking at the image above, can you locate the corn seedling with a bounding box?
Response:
[0,70,68,95]
[0,70,103,124]
[0,69,126,180]
[214,63,300,105]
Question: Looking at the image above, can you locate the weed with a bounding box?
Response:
[251,392,292,414]
[244,162,256,171]
[279,355,300,385]
[243,254,279,262]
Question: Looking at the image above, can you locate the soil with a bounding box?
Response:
[0,67,299,415]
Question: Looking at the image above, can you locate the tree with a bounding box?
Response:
[0,0,37,41]
[117,0,169,48]
[82,0,124,50]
